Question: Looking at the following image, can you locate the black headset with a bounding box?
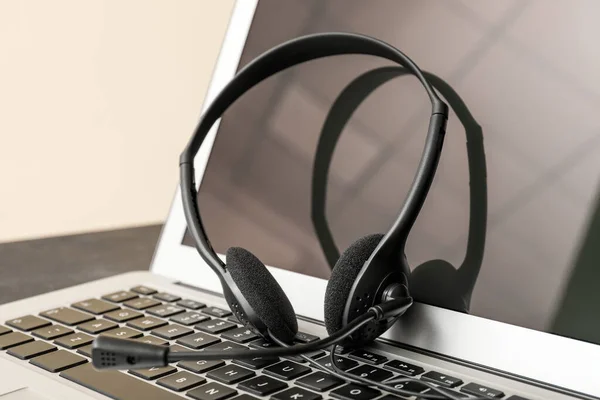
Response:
[93,32,497,400]
[179,31,447,345]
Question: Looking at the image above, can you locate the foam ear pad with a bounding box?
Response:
[324,233,384,335]
[226,247,298,343]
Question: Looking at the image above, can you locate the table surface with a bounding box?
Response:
[0,224,162,305]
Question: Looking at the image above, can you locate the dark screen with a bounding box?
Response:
[184,0,600,345]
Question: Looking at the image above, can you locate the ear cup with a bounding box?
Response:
[410,259,468,313]
[324,233,384,335]
[226,247,298,343]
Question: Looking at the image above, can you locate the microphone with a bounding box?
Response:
[91,336,168,370]
[92,297,412,370]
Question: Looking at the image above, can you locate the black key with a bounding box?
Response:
[331,384,381,400]
[55,332,94,349]
[131,285,157,295]
[6,315,51,331]
[30,349,87,372]
[0,325,10,335]
[179,359,225,374]
[104,308,143,322]
[348,365,393,382]
[147,304,185,318]
[7,341,56,359]
[157,370,205,391]
[348,350,387,365]
[222,327,259,343]
[273,387,322,400]
[421,371,463,388]
[238,375,287,396]
[233,355,279,369]
[334,346,352,354]
[102,290,138,303]
[188,382,237,400]
[387,380,428,393]
[151,324,193,340]
[296,371,343,392]
[171,311,209,325]
[127,316,168,331]
[461,382,505,398]
[264,360,311,380]
[197,319,237,334]
[78,319,118,334]
[100,327,143,339]
[77,345,92,357]
[129,365,176,380]
[61,363,183,399]
[178,299,206,310]
[135,335,168,346]
[228,316,240,323]
[40,307,94,325]
[204,340,248,352]
[507,396,532,400]
[249,338,277,349]
[384,360,425,377]
[316,355,357,371]
[295,332,319,343]
[123,297,161,310]
[0,332,34,350]
[153,292,181,302]
[177,331,220,349]
[231,395,258,400]
[72,299,119,315]
[207,364,255,384]
[418,388,467,399]
[32,324,73,340]
[284,354,307,363]
[248,339,305,363]
[171,344,189,352]
[203,306,232,318]
[306,350,326,360]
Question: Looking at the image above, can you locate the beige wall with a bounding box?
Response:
[0,0,234,243]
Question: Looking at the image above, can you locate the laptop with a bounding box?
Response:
[1,0,600,399]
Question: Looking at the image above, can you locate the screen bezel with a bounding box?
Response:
[150,1,600,396]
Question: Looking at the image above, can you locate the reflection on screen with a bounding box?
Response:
[185,0,600,345]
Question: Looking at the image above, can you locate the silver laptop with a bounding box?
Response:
[1,1,599,399]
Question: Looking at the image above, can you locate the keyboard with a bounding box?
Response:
[0,285,528,400]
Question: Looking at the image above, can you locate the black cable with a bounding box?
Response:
[327,344,449,400]
[270,331,489,400]
[329,345,490,400]
[270,334,445,399]
[168,311,375,363]
[268,335,351,382]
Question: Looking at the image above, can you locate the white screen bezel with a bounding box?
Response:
[150,1,600,396]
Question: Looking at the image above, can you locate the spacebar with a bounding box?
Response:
[60,363,182,400]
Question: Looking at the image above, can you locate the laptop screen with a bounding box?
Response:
[184,0,600,346]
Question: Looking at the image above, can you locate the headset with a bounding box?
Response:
[91,32,490,400]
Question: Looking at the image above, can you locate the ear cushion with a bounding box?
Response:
[324,233,384,335]
[226,247,298,343]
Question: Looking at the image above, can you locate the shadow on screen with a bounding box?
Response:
[551,185,600,344]
[311,66,487,313]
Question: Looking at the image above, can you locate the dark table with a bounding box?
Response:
[0,225,162,304]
